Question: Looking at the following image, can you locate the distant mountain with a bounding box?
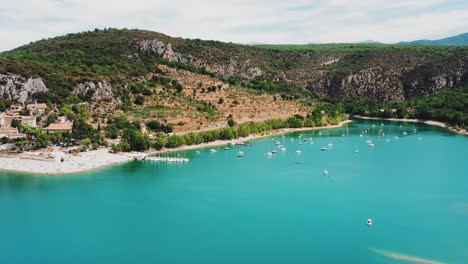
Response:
[399,32,468,46]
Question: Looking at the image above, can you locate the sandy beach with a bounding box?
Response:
[0,148,145,175]
[353,115,468,135]
[0,120,352,175]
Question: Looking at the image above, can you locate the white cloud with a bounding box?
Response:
[0,0,467,51]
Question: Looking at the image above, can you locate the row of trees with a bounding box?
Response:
[110,109,348,152]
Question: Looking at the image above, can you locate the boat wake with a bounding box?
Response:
[370,248,446,264]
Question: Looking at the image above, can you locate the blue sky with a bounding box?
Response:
[0,0,467,51]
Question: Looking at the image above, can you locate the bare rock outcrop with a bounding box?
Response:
[136,39,263,79]
[72,80,114,101]
[137,39,188,63]
[0,74,48,104]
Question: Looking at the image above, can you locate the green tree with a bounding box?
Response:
[47,113,58,124]
[227,118,236,127]
[146,120,161,131]
[122,128,151,151]
[165,135,186,148]
[134,95,145,105]
[72,119,97,141]
[34,133,51,149]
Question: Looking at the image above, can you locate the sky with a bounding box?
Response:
[0,0,467,51]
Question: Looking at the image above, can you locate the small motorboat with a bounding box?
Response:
[271,150,278,154]
[196,151,200,154]
[418,137,422,141]
[224,147,231,150]
[210,149,217,153]
[368,143,375,147]
[281,147,287,152]
[266,152,273,156]
[237,151,244,157]
[354,149,359,153]
[296,150,302,154]
[323,170,329,176]
[394,136,399,140]
[367,219,373,226]
[321,147,328,151]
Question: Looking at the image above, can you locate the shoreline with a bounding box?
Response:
[150,120,353,155]
[0,120,352,176]
[353,115,468,136]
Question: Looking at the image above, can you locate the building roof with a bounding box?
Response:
[27,103,47,109]
[3,115,21,119]
[19,116,36,121]
[0,127,20,134]
[0,127,26,138]
[44,122,73,131]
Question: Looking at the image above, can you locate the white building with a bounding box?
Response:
[19,116,37,128]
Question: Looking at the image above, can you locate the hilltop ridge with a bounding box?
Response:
[1,28,468,105]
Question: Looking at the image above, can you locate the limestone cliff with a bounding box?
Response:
[0,74,48,104]
[72,80,114,101]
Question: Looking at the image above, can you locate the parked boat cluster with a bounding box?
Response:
[142,156,189,163]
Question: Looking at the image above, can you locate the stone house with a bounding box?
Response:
[27,103,47,115]
[43,121,73,133]
[0,127,25,139]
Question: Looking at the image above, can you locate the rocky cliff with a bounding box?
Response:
[305,55,468,101]
[136,38,263,79]
[72,80,114,101]
[134,36,468,101]
[0,74,48,104]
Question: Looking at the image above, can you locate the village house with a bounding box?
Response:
[0,127,25,139]
[7,105,23,115]
[0,114,37,128]
[27,103,47,115]
[0,113,4,127]
[43,121,73,133]
[0,115,20,127]
[19,116,37,128]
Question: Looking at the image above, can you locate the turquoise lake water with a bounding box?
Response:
[0,119,467,264]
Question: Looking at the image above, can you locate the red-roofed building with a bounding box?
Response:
[43,121,73,133]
